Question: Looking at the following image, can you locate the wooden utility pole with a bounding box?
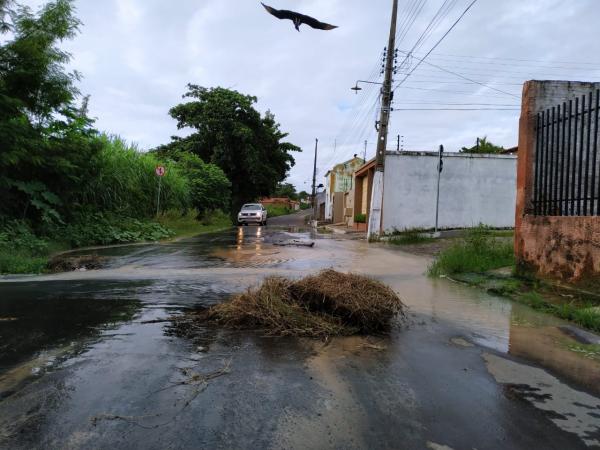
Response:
[311,138,319,222]
[368,0,398,237]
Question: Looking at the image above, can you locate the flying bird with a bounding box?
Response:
[261,3,338,32]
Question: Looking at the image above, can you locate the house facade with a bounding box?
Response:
[324,155,365,224]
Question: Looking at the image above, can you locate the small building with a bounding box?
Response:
[324,155,365,224]
[261,197,300,211]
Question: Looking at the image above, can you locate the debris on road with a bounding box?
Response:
[272,239,315,247]
[47,254,106,273]
[171,270,405,338]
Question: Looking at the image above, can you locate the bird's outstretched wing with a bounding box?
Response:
[300,14,338,31]
[261,3,295,21]
[261,3,338,31]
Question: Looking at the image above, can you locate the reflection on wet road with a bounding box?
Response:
[1,213,599,449]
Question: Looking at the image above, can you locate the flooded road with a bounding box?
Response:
[1,211,599,449]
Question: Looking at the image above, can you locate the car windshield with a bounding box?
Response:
[242,204,261,211]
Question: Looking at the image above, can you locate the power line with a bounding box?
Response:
[393,107,520,111]
[396,51,520,98]
[411,51,600,67]
[397,102,520,106]
[393,0,515,98]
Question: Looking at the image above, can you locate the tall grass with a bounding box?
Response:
[428,225,514,276]
[79,135,190,217]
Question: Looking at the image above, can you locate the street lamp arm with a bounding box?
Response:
[351,80,384,93]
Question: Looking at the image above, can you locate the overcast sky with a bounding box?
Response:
[21,0,600,190]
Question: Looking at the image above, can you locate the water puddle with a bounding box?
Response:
[484,352,600,447]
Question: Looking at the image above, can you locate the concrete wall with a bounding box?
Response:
[515,80,600,283]
[382,151,517,231]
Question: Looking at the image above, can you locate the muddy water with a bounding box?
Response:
[1,223,599,449]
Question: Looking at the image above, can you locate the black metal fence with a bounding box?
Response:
[533,89,600,216]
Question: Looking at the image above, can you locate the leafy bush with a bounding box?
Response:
[428,225,514,276]
[0,220,51,274]
[0,220,49,255]
[166,152,230,215]
[354,213,367,223]
[57,212,174,247]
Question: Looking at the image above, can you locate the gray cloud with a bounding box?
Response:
[21,0,600,189]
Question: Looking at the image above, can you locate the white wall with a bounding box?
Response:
[382,152,517,231]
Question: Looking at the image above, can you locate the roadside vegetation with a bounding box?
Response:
[428,225,514,276]
[266,205,293,217]
[427,225,600,333]
[387,228,434,246]
[0,0,299,274]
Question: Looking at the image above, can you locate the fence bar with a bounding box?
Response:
[577,95,586,215]
[543,109,551,215]
[565,99,573,216]
[584,92,593,215]
[571,97,579,215]
[594,90,600,216]
[534,113,541,214]
[559,102,567,215]
[552,106,560,214]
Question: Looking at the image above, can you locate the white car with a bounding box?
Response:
[237,203,268,226]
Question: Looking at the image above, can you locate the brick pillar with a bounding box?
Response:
[515,81,538,265]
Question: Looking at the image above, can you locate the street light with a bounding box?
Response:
[351,80,384,94]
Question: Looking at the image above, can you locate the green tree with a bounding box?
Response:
[298,191,309,201]
[171,152,231,215]
[274,182,298,200]
[155,85,300,213]
[0,0,102,224]
[460,137,505,154]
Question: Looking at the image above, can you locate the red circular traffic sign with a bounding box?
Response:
[155,166,166,177]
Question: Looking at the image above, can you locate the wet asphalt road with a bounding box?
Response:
[1,211,599,450]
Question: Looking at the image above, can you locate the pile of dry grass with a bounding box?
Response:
[182,270,404,338]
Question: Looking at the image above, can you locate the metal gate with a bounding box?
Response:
[533,89,600,216]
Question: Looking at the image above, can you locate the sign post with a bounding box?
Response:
[434,145,444,235]
[155,166,166,217]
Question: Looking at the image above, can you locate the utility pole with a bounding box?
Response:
[311,138,319,223]
[364,140,368,161]
[368,0,399,238]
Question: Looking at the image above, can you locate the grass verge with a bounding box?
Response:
[265,205,293,218]
[428,224,600,333]
[428,225,514,276]
[387,229,434,246]
[157,210,232,240]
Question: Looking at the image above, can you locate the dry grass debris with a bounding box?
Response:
[173,270,405,338]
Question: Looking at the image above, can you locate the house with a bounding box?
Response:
[353,158,376,227]
[324,155,365,224]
